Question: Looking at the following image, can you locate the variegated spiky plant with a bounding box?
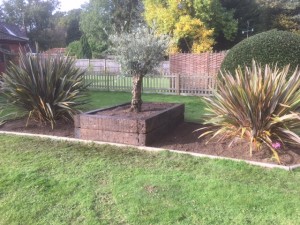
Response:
[198,61,300,163]
[2,52,88,128]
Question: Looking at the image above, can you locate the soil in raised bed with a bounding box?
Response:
[1,105,300,166]
[94,102,175,119]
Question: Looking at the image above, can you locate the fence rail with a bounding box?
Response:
[76,59,169,74]
[84,72,216,96]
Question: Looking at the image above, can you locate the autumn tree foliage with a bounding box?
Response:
[144,0,214,53]
[194,0,237,41]
[173,15,214,53]
[143,0,237,53]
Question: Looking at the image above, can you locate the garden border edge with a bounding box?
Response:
[0,131,299,171]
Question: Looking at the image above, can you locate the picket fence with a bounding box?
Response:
[84,72,216,96]
[75,55,222,96]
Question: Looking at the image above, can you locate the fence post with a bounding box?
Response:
[175,73,180,95]
[104,57,107,76]
[106,73,110,91]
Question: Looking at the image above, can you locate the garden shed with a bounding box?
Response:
[0,22,29,73]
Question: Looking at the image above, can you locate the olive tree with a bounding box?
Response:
[110,26,170,112]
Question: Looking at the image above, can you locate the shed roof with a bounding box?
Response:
[0,22,29,42]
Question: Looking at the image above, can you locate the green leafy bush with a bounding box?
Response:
[221,30,300,74]
[199,61,300,163]
[2,52,88,127]
[66,40,82,58]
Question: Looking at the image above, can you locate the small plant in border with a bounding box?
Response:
[2,51,88,128]
[198,61,300,163]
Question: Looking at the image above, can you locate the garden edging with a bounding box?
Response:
[1,130,299,171]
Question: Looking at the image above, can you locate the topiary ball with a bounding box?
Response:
[221,30,300,74]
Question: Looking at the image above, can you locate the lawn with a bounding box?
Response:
[85,91,206,123]
[0,97,24,122]
[0,91,206,123]
[0,135,299,224]
[84,73,171,90]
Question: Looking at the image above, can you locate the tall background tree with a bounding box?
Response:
[0,0,86,51]
[80,0,144,58]
[194,0,238,49]
[61,9,83,45]
[1,0,298,54]
[0,0,60,50]
[143,0,237,52]
[80,34,92,59]
[256,0,300,33]
[220,0,260,49]
[220,0,300,49]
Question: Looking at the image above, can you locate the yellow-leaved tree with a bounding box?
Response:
[143,0,214,53]
[174,15,214,53]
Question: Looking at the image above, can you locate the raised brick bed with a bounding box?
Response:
[74,102,184,145]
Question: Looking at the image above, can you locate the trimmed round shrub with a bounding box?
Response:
[221,30,300,74]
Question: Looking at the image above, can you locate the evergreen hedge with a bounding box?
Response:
[221,30,300,74]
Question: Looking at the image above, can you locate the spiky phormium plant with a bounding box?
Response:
[2,52,88,128]
[198,61,300,163]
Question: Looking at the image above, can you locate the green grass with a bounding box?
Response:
[0,96,23,121]
[0,135,299,224]
[85,91,206,123]
[0,91,205,123]
[85,74,171,89]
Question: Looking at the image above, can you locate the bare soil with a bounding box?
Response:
[95,102,175,119]
[1,108,300,166]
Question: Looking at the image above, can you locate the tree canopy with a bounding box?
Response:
[0,0,60,50]
[1,0,298,54]
[110,26,170,112]
[143,0,238,53]
[80,0,144,57]
[144,0,218,53]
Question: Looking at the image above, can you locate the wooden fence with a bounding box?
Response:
[84,72,216,96]
[170,52,226,76]
[76,54,224,96]
[75,59,169,74]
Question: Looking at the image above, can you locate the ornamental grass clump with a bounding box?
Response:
[2,52,88,128]
[199,61,300,163]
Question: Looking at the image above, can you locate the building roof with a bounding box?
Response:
[0,22,29,42]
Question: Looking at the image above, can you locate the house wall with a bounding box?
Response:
[0,41,27,73]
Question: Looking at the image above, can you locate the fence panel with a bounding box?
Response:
[76,53,224,96]
[170,52,226,76]
[179,75,216,96]
[76,59,168,74]
[84,72,216,96]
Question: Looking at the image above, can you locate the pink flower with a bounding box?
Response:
[272,142,281,149]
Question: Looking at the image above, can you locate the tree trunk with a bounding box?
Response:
[130,75,143,112]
